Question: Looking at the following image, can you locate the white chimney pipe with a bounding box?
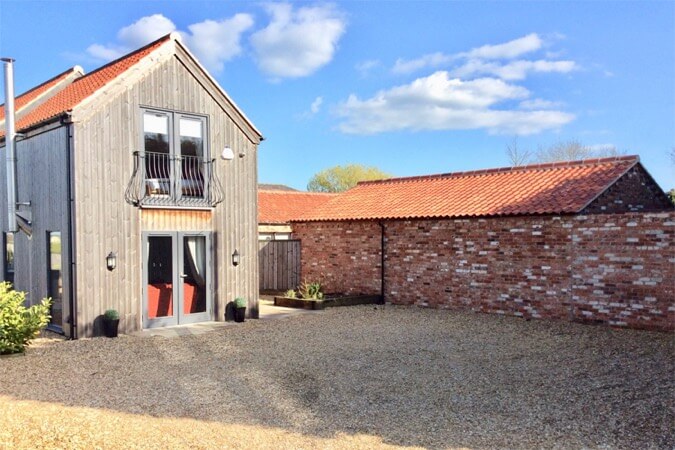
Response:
[2,57,18,233]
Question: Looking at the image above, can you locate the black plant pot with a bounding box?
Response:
[234,307,246,323]
[103,318,120,338]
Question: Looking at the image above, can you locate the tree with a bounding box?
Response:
[506,137,532,166]
[669,148,675,205]
[534,139,623,163]
[307,164,392,193]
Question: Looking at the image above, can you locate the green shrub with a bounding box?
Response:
[298,280,323,300]
[104,309,119,321]
[234,297,247,309]
[0,282,51,355]
[284,289,297,298]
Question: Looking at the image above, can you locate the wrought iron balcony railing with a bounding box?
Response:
[125,151,224,207]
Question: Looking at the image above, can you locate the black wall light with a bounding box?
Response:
[106,252,117,271]
[232,249,240,266]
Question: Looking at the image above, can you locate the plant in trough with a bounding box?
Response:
[298,280,324,300]
[0,282,51,355]
[284,289,297,298]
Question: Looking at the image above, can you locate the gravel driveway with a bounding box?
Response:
[1,306,673,449]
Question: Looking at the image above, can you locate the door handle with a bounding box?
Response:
[180,274,188,278]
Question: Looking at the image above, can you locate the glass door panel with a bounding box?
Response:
[179,117,205,199]
[147,236,174,320]
[144,232,211,329]
[47,232,62,328]
[182,235,207,315]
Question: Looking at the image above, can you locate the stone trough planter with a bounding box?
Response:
[274,294,382,310]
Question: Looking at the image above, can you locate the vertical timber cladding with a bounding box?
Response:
[0,126,72,327]
[71,50,260,337]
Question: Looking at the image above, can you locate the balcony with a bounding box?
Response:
[125,151,224,208]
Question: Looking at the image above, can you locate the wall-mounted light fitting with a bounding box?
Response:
[106,252,117,271]
[221,146,234,160]
[232,249,240,267]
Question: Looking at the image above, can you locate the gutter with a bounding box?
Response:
[62,114,78,339]
[378,221,386,305]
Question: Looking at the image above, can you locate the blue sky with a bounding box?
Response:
[1,1,673,190]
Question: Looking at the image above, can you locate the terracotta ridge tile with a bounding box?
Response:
[357,155,639,187]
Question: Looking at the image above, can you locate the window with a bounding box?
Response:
[4,232,14,284]
[47,232,62,328]
[126,108,223,208]
[142,109,208,203]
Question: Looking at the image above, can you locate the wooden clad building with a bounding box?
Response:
[0,33,263,338]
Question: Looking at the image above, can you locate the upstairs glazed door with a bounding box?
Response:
[143,232,212,329]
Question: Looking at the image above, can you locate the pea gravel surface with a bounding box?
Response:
[1,306,673,449]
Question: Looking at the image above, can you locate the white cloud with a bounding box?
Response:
[86,13,253,73]
[519,98,564,110]
[310,96,323,114]
[392,52,454,74]
[391,33,578,80]
[337,71,574,135]
[250,3,346,78]
[86,44,127,61]
[393,33,545,75]
[452,59,577,81]
[461,33,543,60]
[87,14,176,61]
[355,59,380,77]
[118,14,176,48]
[182,14,254,73]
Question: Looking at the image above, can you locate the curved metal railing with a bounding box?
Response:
[125,151,224,207]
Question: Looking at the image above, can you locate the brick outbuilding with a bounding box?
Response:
[292,156,674,331]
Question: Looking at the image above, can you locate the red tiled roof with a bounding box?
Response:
[0,66,81,123]
[1,34,170,138]
[294,156,640,222]
[259,190,338,224]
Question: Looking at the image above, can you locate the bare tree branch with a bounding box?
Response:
[505,137,531,166]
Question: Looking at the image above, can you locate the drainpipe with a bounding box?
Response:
[378,221,386,305]
[63,114,78,339]
[2,58,18,233]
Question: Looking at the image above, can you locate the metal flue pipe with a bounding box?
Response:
[2,58,18,232]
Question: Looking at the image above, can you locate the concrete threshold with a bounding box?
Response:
[132,299,322,338]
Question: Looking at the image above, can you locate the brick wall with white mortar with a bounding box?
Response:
[294,212,674,331]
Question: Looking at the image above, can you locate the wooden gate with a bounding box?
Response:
[258,239,301,292]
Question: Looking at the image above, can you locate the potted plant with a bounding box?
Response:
[233,297,246,323]
[102,309,120,338]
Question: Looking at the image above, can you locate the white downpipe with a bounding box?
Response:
[2,57,18,232]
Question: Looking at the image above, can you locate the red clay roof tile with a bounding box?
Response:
[1,34,170,138]
[0,66,81,124]
[294,156,640,222]
[259,190,337,224]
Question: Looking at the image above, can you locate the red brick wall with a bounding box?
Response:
[292,221,382,295]
[293,213,674,331]
[569,214,674,330]
[583,165,673,214]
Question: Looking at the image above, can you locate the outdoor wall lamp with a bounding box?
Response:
[221,146,234,160]
[232,249,240,267]
[106,252,117,271]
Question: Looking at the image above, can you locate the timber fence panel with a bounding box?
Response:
[258,240,300,291]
